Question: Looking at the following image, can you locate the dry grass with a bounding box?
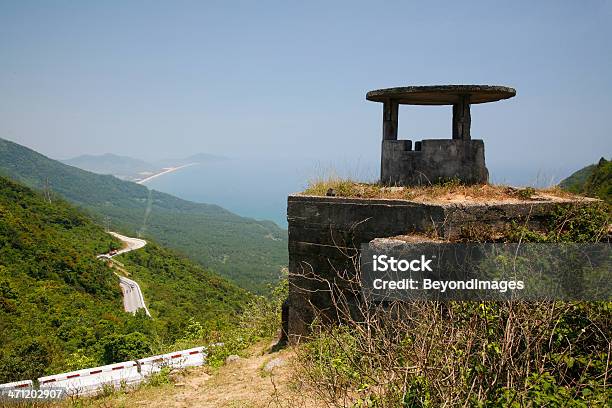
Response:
[294,298,611,407]
[301,178,583,204]
[290,237,611,407]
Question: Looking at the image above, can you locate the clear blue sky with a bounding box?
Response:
[1,0,611,184]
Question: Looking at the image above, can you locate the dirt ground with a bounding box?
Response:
[60,343,327,408]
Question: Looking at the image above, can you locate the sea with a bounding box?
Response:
[144,157,374,228]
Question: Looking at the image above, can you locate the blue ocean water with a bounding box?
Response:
[144,157,319,228]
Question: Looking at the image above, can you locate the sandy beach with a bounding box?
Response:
[136,163,197,184]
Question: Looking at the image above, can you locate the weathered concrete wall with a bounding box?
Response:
[381,139,488,186]
[286,194,595,342]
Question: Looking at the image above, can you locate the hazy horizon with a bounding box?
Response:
[2,133,607,228]
[0,133,596,228]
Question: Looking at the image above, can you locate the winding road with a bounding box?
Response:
[118,275,151,317]
[98,232,151,317]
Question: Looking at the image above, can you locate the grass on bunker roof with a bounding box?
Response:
[301,178,584,204]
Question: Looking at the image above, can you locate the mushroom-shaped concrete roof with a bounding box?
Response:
[366,85,516,105]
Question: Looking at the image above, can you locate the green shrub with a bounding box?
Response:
[101,332,152,364]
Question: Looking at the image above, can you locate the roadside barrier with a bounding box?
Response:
[0,347,206,397]
[0,380,33,390]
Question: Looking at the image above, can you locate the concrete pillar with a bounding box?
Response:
[382,100,399,140]
[452,95,471,140]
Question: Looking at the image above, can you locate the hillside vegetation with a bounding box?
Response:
[560,157,611,203]
[0,138,287,293]
[114,241,248,340]
[0,175,247,383]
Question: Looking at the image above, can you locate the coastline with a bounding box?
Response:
[136,163,197,184]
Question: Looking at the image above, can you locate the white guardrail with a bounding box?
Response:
[0,380,33,390]
[0,346,206,397]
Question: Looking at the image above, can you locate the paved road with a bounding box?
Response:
[98,232,151,317]
[118,275,151,317]
[108,232,147,255]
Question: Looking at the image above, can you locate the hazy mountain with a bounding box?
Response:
[62,153,158,181]
[0,137,287,293]
[63,152,228,181]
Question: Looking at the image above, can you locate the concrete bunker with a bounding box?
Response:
[284,194,596,342]
[367,85,516,186]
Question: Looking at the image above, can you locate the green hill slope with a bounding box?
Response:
[0,175,247,383]
[560,157,611,203]
[0,138,287,293]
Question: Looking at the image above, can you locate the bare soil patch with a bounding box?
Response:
[58,342,325,408]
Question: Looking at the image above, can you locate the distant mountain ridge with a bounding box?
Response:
[0,137,287,293]
[63,152,227,181]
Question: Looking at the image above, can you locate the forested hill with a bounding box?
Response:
[0,137,287,293]
[0,175,247,383]
[560,157,611,203]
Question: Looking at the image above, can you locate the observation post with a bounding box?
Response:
[282,84,598,344]
[366,85,516,185]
